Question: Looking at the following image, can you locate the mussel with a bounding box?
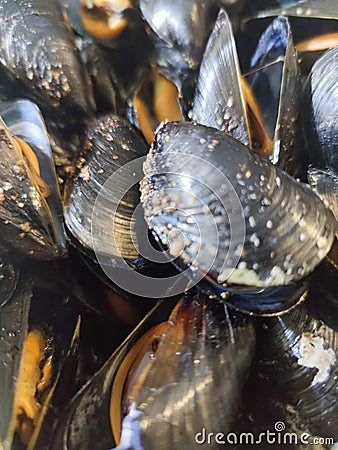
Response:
[255,293,338,440]
[140,121,336,294]
[193,12,305,178]
[64,114,150,268]
[139,0,218,111]
[0,100,67,259]
[0,0,95,126]
[50,289,255,449]
[0,272,81,450]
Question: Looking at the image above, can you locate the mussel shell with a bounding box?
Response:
[1,99,67,251]
[0,0,95,124]
[64,115,151,269]
[139,0,217,106]
[303,46,338,175]
[214,279,309,316]
[114,292,255,449]
[0,110,66,259]
[0,277,32,450]
[256,293,338,439]
[245,16,306,178]
[50,290,255,449]
[308,167,338,223]
[141,121,337,290]
[192,8,250,147]
[49,299,177,450]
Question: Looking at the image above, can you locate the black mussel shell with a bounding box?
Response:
[0,0,95,125]
[50,289,255,449]
[141,121,336,294]
[0,101,67,259]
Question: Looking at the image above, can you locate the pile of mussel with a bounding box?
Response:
[0,0,337,449]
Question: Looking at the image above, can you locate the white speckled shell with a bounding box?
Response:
[141,121,337,287]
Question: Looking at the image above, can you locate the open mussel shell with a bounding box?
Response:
[50,289,255,450]
[0,277,32,450]
[192,8,250,147]
[303,46,338,175]
[0,273,81,450]
[141,121,337,293]
[139,0,218,107]
[0,0,95,126]
[244,16,306,178]
[64,114,155,269]
[255,292,338,439]
[60,0,152,108]
[0,101,67,259]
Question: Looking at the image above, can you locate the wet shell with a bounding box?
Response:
[245,16,305,177]
[192,8,250,147]
[304,45,338,174]
[0,269,81,450]
[139,0,217,101]
[308,167,338,223]
[0,0,95,124]
[140,121,337,289]
[64,115,149,268]
[49,290,255,450]
[113,292,255,449]
[256,295,338,439]
[0,100,67,259]
[245,0,338,21]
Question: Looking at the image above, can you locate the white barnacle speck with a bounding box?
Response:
[316,236,328,249]
[266,220,273,229]
[223,111,231,121]
[20,222,31,233]
[248,216,256,227]
[199,138,206,144]
[218,265,265,286]
[317,249,325,260]
[26,68,34,80]
[238,261,247,270]
[228,122,238,132]
[266,266,287,286]
[299,233,306,242]
[227,96,234,108]
[249,233,260,247]
[168,234,185,258]
[216,117,223,127]
[275,176,281,187]
[3,182,13,191]
[245,170,251,179]
[298,333,336,385]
